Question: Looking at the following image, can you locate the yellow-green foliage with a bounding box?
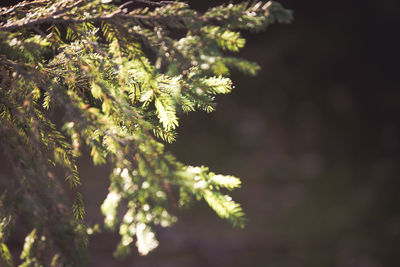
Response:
[0,0,292,264]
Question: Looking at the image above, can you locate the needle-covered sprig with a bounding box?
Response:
[0,0,292,264]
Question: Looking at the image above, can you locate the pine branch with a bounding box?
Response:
[0,0,292,262]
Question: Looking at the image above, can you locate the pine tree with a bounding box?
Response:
[0,0,292,265]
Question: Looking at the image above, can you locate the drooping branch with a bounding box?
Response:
[0,0,201,32]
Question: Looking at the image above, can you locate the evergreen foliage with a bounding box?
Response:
[0,0,292,265]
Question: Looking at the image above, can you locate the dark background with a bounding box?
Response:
[2,0,400,266]
[86,0,400,266]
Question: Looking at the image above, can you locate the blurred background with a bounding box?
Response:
[82,0,400,267]
[3,0,400,266]
[84,0,400,266]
